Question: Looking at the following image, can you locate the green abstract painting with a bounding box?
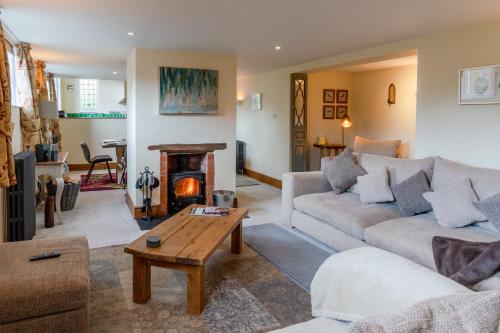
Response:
[159,67,218,114]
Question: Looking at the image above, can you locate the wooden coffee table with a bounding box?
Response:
[124,204,248,315]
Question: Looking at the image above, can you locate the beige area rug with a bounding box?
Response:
[89,239,312,332]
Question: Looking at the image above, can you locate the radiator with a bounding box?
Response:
[7,151,36,241]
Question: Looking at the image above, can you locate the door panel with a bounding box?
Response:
[290,73,308,172]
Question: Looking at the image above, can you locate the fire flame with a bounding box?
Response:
[175,178,200,197]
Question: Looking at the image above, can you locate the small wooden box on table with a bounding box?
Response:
[124,204,248,315]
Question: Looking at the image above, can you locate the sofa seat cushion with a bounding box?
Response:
[364,215,499,270]
[0,237,90,324]
[294,192,401,240]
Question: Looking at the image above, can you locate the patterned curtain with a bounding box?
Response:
[46,72,62,149]
[15,42,41,151]
[0,23,16,187]
[47,72,56,102]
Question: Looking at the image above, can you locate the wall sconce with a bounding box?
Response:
[237,98,244,105]
[387,83,396,104]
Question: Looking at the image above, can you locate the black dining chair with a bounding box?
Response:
[80,142,113,184]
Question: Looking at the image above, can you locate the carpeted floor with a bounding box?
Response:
[236,175,260,187]
[244,224,333,291]
[80,173,125,192]
[89,238,313,332]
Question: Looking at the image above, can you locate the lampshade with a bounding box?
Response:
[341,114,352,128]
[40,101,59,119]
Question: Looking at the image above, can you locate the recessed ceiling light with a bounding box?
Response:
[274,45,281,50]
[112,71,118,75]
[127,32,135,36]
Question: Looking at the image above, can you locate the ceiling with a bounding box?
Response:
[2,0,500,79]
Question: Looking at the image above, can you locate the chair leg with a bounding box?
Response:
[85,163,95,184]
[106,162,113,181]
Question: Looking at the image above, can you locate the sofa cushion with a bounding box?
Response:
[474,192,500,232]
[357,168,394,204]
[392,170,432,216]
[353,136,401,158]
[294,192,401,240]
[364,214,498,270]
[423,179,486,228]
[431,156,500,200]
[349,154,435,193]
[0,237,90,324]
[322,147,366,194]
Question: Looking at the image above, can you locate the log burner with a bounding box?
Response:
[168,171,205,213]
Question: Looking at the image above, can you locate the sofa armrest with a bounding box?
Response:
[311,247,470,322]
[282,171,332,227]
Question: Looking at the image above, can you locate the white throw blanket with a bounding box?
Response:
[311,247,471,322]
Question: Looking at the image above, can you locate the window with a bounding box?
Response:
[6,41,17,106]
[79,79,98,112]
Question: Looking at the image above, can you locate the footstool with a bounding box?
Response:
[0,237,90,333]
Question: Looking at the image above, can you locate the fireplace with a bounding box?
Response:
[148,143,227,216]
[168,171,205,213]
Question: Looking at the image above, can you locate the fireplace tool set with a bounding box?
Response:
[135,166,160,222]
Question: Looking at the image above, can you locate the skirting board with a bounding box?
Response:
[244,168,282,189]
[125,191,160,219]
[69,163,117,171]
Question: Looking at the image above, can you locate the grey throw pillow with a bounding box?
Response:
[423,179,486,228]
[392,170,432,216]
[357,168,394,204]
[474,192,500,232]
[322,147,366,194]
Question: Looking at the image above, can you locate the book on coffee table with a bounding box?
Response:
[190,206,229,216]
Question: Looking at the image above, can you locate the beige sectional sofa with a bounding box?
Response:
[282,153,500,291]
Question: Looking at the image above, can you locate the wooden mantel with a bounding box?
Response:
[148,143,227,154]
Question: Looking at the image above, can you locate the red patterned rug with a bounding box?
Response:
[80,173,125,192]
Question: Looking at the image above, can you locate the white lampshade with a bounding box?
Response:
[40,101,59,119]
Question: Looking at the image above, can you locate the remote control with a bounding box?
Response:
[29,252,61,261]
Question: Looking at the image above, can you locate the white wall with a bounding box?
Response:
[237,19,500,177]
[307,70,352,170]
[59,118,126,164]
[127,49,237,205]
[351,65,417,158]
[415,22,500,167]
[236,70,290,179]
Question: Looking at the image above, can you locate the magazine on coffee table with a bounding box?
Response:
[190,206,230,216]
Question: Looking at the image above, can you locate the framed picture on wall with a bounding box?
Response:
[251,93,262,110]
[323,105,335,119]
[336,105,348,119]
[459,65,500,104]
[336,89,348,104]
[323,89,335,103]
[159,66,218,114]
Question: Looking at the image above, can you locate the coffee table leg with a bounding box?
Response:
[187,265,205,315]
[231,222,242,254]
[133,256,151,304]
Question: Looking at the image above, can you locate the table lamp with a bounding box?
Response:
[341,114,352,145]
[40,101,59,145]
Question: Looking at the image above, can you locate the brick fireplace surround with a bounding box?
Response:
[148,143,227,216]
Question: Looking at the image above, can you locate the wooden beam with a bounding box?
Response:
[69,163,117,171]
[244,168,282,189]
[148,143,227,154]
